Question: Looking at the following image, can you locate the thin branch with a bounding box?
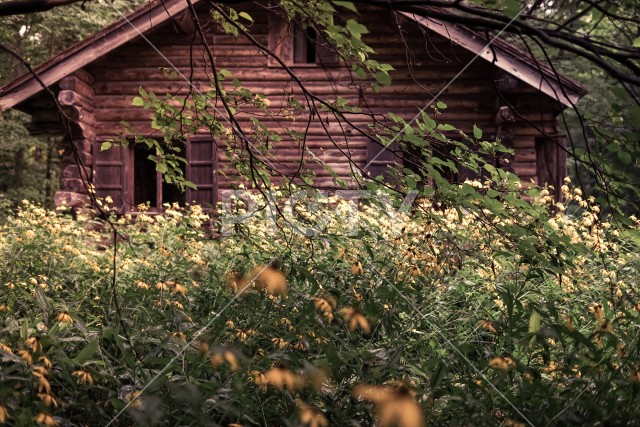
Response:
[0,0,86,16]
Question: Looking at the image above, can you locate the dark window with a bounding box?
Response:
[133,144,158,207]
[95,137,217,212]
[133,142,186,209]
[293,26,316,64]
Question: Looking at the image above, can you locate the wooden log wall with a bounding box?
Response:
[52,70,96,208]
[81,3,563,209]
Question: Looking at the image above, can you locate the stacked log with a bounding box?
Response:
[53,69,95,209]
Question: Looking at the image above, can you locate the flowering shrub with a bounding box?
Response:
[0,186,639,426]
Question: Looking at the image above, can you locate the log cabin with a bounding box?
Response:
[0,0,587,212]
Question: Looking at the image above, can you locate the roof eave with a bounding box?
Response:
[402,12,587,108]
[0,1,587,112]
[0,0,200,112]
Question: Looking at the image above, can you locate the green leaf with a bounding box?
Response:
[131,96,144,106]
[430,362,448,388]
[633,37,640,48]
[503,0,521,18]
[156,163,168,174]
[73,340,99,365]
[528,310,541,334]
[473,124,483,139]
[346,19,369,38]
[35,286,51,314]
[332,1,358,13]
[436,101,447,110]
[421,113,436,131]
[110,399,125,411]
[437,124,456,131]
[238,11,253,22]
[374,71,391,85]
[617,150,632,166]
[100,141,112,151]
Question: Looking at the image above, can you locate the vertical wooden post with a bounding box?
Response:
[495,105,516,174]
[536,134,566,202]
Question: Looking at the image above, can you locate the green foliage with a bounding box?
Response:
[0,111,58,218]
[0,191,639,425]
[0,0,146,219]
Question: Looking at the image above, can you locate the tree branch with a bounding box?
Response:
[0,0,87,16]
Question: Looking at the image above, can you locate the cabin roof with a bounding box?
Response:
[0,0,587,111]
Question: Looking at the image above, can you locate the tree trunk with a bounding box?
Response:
[44,137,55,206]
[14,147,25,188]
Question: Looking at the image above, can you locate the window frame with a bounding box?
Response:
[267,13,338,68]
[185,135,219,210]
[92,135,219,213]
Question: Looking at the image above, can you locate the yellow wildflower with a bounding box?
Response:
[171,332,187,343]
[170,283,187,295]
[0,405,8,424]
[155,282,169,292]
[72,370,94,385]
[252,265,287,296]
[293,337,307,351]
[210,349,240,372]
[352,381,424,427]
[589,303,604,321]
[296,399,329,427]
[32,365,48,378]
[198,341,210,357]
[264,366,302,391]
[313,297,335,322]
[34,412,58,426]
[236,329,255,342]
[252,370,268,391]
[341,308,371,335]
[38,376,52,394]
[25,336,41,353]
[17,349,33,365]
[488,356,517,372]
[39,356,52,369]
[123,390,143,409]
[56,311,73,324]
[565,315,575,332]
[135,280,150,290]
[351,261,364,275]
[38,393,59,408]
[478,320,497,334]
[271,337,287,349]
